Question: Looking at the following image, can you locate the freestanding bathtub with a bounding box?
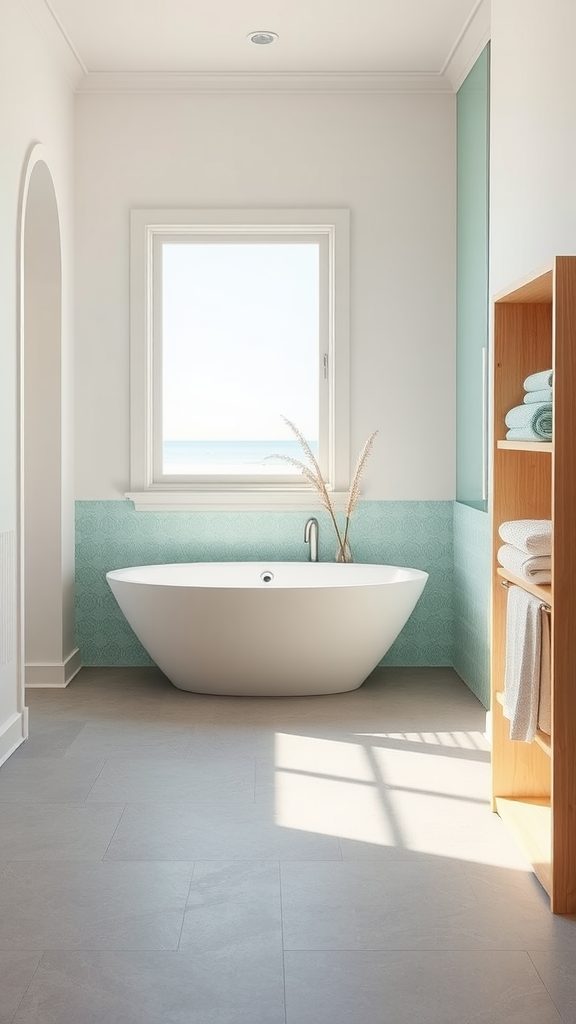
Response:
[106,562,428,696]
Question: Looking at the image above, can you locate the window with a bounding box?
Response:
[128,208,350,510]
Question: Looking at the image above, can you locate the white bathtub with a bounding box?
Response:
[106,562,428,696]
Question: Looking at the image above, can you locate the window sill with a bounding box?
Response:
[125,490,349,513]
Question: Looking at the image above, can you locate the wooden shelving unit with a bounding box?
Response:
[491,255,576,913]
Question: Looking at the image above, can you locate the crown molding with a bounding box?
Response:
[442,0,490,92]
[18,0,484,97]
[76,70,455,96]
[19,0,86,88]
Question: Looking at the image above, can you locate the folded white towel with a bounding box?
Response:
[523,387,553,405]
[538,604,551,735]
[498,519,552,556]
[523,369,553,392]
[505,428,551,442]
[504,402,552,440]
[503,586,542,742]
[497,545,551,584]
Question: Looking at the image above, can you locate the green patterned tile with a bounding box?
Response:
[75,500,454,668]
[453,501,490,707]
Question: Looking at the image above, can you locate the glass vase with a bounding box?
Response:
[336,539,354,563]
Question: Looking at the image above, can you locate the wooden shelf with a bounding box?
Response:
[494,692,551,756]
[494,261,553,304]
[496,568,552,606]
[497,440,552,452]
[495,797,552,894]
[491,257,576,914]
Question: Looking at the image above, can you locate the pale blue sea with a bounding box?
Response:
[163,439,318,472]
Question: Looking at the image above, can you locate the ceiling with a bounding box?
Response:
[45,0,483,76]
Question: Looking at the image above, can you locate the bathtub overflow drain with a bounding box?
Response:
[260,571,274,584]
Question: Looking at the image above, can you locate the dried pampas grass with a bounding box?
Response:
[270,417,378,561]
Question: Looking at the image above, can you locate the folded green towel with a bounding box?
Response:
[523,369,553,391]
[523,387,553,404]
[505,402,552,440]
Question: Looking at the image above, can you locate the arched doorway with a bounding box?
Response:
[18,146,79,702]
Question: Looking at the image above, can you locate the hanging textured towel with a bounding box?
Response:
[523,387,553,404]
[505,402,552,440]
[503,586,542,742]
[498,519,552,556]
[497,545,551,584]
[523,369,553,392]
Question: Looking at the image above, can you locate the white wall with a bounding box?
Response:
[490,0,576,291]
[0,0,74,753]
[74,90,456,501]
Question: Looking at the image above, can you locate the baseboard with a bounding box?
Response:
[0,711,26,767]
[25,647,82,688]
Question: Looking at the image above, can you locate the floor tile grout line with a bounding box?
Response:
[455,858,482,907]
[281,946,543,954]
[526,950,569,1023]
[100,802,129,861]
[82,757,111,803]
[63,720,91,753]
[7,950,45,1024]
[176,861,197,951]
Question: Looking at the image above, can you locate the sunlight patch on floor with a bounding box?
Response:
[274,733,374,781]
[356,730,490,751]
[273,767,395,844]
[273,730,530,870]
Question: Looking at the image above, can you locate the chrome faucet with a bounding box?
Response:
[304,517,319,562]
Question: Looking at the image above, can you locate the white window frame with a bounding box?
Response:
[127,208,350,511]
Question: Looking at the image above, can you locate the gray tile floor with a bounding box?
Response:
[0,666,575,1023]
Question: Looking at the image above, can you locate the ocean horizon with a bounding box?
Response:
[163,438,318,473]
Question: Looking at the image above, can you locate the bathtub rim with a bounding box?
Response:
[106,561,429,591]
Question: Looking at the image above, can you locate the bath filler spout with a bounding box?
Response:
[304,517,319,562]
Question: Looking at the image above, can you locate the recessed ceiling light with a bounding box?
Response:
[247,31,278,45]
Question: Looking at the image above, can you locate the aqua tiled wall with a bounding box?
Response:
[456,44,490,510]
[453,501,490,707]
[75,500,454,668]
